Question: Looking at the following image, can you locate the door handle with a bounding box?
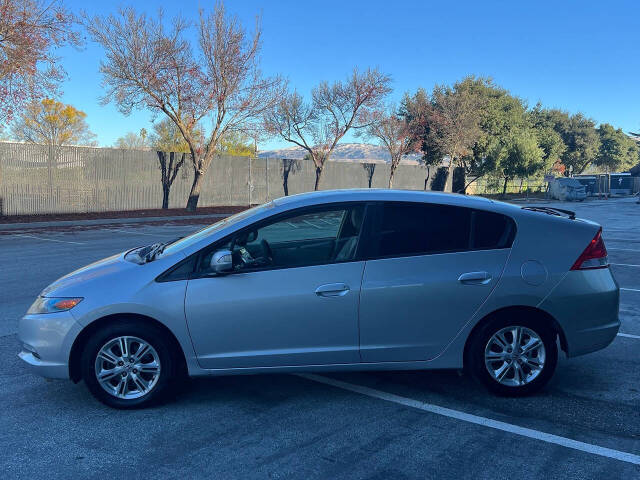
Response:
[315,283,350,297]
[458,271,492,285]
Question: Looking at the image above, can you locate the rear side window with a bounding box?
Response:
[371,202,471,258]
[472,210,515,250]
[368,202,515,259]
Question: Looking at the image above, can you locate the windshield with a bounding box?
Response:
[159,203,276,257]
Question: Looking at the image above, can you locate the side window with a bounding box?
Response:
[472,210,515,249]
[372,202,471,258]
[200,205,365,273]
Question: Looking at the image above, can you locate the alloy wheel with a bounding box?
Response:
[484,326,546,387]
[94,336,161,399]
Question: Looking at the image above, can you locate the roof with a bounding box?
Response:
[272,189,496,209]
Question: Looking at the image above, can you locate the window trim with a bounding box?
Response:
[362,201,516,262]
[188,201,372,278]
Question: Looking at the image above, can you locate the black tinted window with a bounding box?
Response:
[372,203,471,257]
[472,210,515,249]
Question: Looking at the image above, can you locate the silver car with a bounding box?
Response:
[18,190,620,408]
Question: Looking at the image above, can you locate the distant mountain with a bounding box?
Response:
[257,143,422,165]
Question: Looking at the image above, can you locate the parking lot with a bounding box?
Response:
[1,197,639,479]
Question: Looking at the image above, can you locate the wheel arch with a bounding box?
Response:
[462,305,567,370]
[68,313,188,383]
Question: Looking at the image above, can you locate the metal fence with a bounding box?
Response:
[7,142,614,216]
[0,142,436,215]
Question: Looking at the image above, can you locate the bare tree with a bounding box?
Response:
[363,106,417,188]
[281,158,300,196]
[85,2,284,211]
[265,68,391,190]
[0,0,81,124]
[362,163,376,188]
[157,152,186,209]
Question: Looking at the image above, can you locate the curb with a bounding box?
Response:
[0,213,230,231]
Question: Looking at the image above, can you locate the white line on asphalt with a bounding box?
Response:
[617,333,640,339]
[107,228,162,237]
[621,288,640,292]
[14,234,85,245]
[297,373,640,466]
[610,263,640,268]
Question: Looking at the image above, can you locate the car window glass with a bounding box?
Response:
[473,210,514,249]
[160,202,276,257]
[373,203,471,257]
[201,205,365,273]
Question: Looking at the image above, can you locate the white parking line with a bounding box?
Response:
[617,333,640,339]
[610,263,640,268]
[302,219,323,229]
[107,228,163,237]
[621,288,640,293]
[298,373,640,466]
[14,234,85,245]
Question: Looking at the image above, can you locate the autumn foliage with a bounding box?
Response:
[0,0,80,125]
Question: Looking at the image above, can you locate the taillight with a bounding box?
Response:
[570,228,608,270]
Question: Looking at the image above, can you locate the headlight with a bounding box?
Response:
[27,297,83,314]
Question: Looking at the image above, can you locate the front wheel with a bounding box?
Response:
[81,321,176,408]
[467,316,558,396]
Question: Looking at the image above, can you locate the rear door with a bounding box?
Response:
[359,202,514,362]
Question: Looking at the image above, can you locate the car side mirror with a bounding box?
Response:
[210,249,233,274]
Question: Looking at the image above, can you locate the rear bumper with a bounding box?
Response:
[539,268,620,357]
[17,311,82,379]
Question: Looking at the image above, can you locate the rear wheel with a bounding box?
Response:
[467,314,558,396]
[81,321,176,408]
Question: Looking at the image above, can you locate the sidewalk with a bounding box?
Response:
[0,213,230,231]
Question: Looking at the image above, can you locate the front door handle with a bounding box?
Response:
[458,271,492,285]
[315,283,350,297]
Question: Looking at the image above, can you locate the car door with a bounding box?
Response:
[359,201,515,362]
[185,203,367,369]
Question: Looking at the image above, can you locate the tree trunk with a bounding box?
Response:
[424,166,431,190]
[444,164,453,193]
[502,177,508,197]
[314,166,323,191]
[388,165,397,189]
[162,185,170,209]
[283,171,289,196]
[186,169,204,211]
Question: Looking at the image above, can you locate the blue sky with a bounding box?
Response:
[57,0,640,149]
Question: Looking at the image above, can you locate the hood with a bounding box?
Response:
[40,253,134,297]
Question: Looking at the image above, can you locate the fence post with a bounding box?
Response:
[248,156,252,206]
[265,157,269,203]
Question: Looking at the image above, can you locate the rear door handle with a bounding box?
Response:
[458,271,492,285]
[315,283,350,297]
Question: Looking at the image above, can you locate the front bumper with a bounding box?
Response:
[18,311,82,379]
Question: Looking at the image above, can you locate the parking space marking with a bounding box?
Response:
[617,333,640,339]
[13,234,85,245]
[298,373,640,466]
[107,228,169,236]
[621,288,640,293]
[610,263,640,268]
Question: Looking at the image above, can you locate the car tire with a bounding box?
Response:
[80,320,176,409]
[467,314,558,397]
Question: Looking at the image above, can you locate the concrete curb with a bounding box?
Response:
[0,213,230,231]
